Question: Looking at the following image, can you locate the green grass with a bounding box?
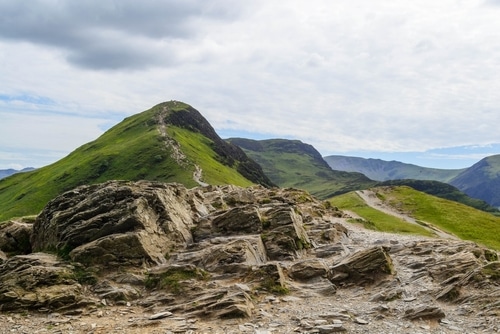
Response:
[379,186,500,250]
[329,191,436,237]
[169,127,253,187]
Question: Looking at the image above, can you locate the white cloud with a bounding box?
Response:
[1,0,500,169]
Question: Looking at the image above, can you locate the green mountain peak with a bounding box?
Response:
[0,101,273,221]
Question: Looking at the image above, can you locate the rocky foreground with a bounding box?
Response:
[0,180,498,333]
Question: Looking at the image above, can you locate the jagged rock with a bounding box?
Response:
[92,280,140,301]
[148,311,173,320]
[0,253,87,311]
[246,263,287,295]
[32,181,198,266]
[404,305,446,320]
[328,247,395,286]
[69,231,168,267]
[427,250,480,281]
[3,179,498,333]
[369,286,403,302]
[167,286,254,318]
[212,205,263,235]
[206,290,255,318]
[288,259,327,281]
[199,238,267,273]
[261,206,311,261]
[0,220,32,255]
[0,250,6,263]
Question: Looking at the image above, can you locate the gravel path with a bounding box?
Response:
[355,190,458,240]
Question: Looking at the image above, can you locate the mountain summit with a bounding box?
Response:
[0,101,273,221]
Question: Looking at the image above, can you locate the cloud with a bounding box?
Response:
[0,0,247,70]
[1,0,500,169]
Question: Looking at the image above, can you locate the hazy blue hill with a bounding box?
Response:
[324,155,464,182]
[227,138,376,199]
[0,167,35,180]
[0,101,273,221]
[450,154,500,208]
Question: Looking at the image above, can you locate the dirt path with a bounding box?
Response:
[355,190,458,240]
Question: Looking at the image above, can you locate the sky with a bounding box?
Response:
[1,0,500,170]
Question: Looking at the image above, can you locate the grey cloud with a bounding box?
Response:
[0,0,244,70]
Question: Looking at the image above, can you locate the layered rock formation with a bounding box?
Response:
[0,180,499,333]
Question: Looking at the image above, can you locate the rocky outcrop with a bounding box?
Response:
[31,181,197,266]
[0,220,32,256]
[0,180,498,333]
[328,246,395,286]
[0,253,89,311]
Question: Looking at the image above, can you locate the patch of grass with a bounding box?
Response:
[145,267,209,294]
[259,277,289,295]
[378,186,500,250]
[329,191,436,237]
[169,127,253,187]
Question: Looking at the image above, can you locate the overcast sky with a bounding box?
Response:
[1,0,500,170]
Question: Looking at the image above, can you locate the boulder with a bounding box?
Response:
[0,253,87,311]
[199,238,267,273]
[328,247,395,286]
[261,206,311,261]
[32,181,196,265]
[404,305,446,320]
[0,220,32,255]
[69,231,169,267]
[211,205,263,235]
[288,259,328,281]
[92,280,140,301]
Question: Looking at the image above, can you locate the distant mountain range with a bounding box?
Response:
[0,167,35,180]
[1,100,499,222]
[323,156,464,182]
[325,155,500,208]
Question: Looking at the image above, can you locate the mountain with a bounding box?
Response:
[324,155,464,182]
[450,154,500,208]
[0,167,35,180]
[0,101,273,221]
[227,138,376,199]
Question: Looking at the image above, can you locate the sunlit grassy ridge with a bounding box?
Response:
[0,102,257,221]
[329,191,435,237]
[168,126,253,187]
[379,186,500,250]
[330,186,500,250]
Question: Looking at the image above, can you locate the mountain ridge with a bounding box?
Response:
[324,154,500,208]
[227,138,376,199]
[0,101,273,221]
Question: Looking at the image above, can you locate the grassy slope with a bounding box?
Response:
[168,126,253,187]
[0,102,253,221]
[229,139,375,199]
[330,186,500,250]
[329,192,435,237]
